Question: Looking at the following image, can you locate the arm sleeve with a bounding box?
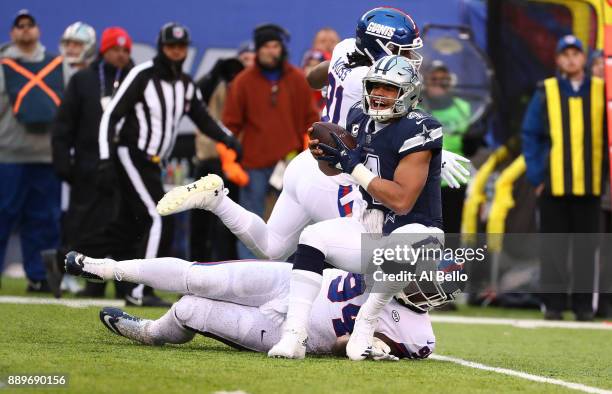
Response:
[521,89,547,186]
[51,76,79,181]
[188,83,233,142]
[98,67,144,160]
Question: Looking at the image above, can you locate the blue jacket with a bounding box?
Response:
[521,75,594,186]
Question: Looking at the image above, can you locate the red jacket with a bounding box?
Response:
[222,62,319,169]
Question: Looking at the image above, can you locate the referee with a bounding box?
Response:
[97,22,241,306]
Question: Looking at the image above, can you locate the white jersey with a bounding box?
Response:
[321,38,369,129]
[179,261,434,358]
[307,268,435,358]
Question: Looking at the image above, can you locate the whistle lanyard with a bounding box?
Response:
[98,62,122,98]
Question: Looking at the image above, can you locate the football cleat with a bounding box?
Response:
[99,307,158,345]
[156,174,227,216]
[346,311,379,361]
[65,251,103,282]
[267,328,308,359]
[64,251,115,283]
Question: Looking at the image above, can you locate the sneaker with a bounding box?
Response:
[26,279,52,293]
[346,311,379,361]
[99,307,158,345]
[543,310,563,321]
[575,310,595,322]
[60,275,83,294]
[125,294,172,308]
[156,174,227,216]
[267,328,308,359]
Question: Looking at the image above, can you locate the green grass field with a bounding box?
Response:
[1,277,611,394]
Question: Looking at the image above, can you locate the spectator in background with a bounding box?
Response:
[191,45,250,261]
[49,20,97,295]
[0,10,64,292]
[223,24,319,258]
[589,49,612,318]
[301,49,329,112]
[50,27,133,298]
[97,22,241,306]
[237,41,255,69]
[522,35,606,321]
[589,49,604,78]
[420,60,472,240]
[311,27,340,54]
[60,21,96,82]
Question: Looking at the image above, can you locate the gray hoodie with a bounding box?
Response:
[0,42,58,163]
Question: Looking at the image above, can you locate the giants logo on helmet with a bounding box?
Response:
[366,22,396,39]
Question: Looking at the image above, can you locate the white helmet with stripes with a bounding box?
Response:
[362,55,421,122]
[60,22,96,65]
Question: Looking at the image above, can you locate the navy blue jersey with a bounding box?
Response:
[346,105,443,232]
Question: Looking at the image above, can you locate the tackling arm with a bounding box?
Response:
[307,60,330,89]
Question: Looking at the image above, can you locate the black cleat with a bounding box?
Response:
[26,279,51,293]
[64,251,103,282]
[99,307,156,344]
[544,310,563,321]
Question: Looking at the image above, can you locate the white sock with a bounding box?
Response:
[113,257,192,292]
[283,270,323,334]
[358,292,394,321]
[147,305,195,345]
[212,196,271,258]
[82,256,117,281]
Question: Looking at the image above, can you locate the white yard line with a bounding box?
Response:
[0,296,123,308]
[431,315,612,330]
[430,354,612,394]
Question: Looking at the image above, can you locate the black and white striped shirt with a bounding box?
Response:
[99,59,232,161]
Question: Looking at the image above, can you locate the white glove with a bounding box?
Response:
[441,150,471,188]
[363,337,399,361]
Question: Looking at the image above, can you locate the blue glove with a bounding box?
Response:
[317,133,363,174]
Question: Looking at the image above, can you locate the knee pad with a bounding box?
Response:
[173,295,213,332]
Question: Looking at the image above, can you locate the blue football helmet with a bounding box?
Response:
[355,7,423,68]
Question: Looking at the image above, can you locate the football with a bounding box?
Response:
[310,122,357,176]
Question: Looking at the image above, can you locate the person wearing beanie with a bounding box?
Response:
[222,23,320,259]
[92,22,241,306]
[50,26,135,299]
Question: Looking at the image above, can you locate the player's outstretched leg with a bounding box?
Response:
[157,174,227,216]
[65,251,115,282]
[99,307,159,345]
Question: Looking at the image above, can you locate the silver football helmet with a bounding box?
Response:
[394,260,462,313]
[60,22,96,65]
[362,55,422,122]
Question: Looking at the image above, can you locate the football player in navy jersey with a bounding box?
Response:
[269,55,452,361]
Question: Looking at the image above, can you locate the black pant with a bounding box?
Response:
[538,195,600,313]
[190,159,238,261]
[105,147,175,297]
[442,185,466,250]
[62,169,125,297]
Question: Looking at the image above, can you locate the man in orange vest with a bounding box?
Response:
[0,10,64,292]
